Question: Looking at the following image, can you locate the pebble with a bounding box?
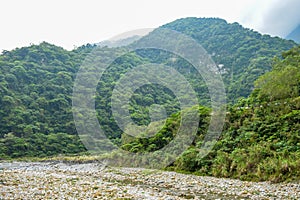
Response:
[0,162,299,199]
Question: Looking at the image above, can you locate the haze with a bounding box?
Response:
[1,0,299,51]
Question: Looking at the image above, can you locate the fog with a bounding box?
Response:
[241,0,300,37]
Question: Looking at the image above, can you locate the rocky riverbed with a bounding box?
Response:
[0,162,299,199]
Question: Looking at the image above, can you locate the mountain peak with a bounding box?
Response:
[159,17,296,100]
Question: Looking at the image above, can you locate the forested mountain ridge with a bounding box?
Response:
[0,18,299,183]
[162,17,297,100]
[0,42,89,157]
[0,42,79,137]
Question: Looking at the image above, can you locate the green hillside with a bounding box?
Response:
[122,45,300,182]
[0,18,299,182]
[0,42,89,157]
[162,17,296,100]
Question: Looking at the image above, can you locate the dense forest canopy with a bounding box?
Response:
[162,18,296,100]
[169,45,300,182]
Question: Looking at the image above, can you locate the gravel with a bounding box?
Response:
[0,162,299,199]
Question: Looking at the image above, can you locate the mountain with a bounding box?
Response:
[97,35,142,47]
[92,18,296,144]
[0,17,298,165]
[160,17,297,100]
[286,24,300,43]
[97,28,154,47]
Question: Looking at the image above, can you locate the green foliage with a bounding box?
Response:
[120,106,210,153]
[171,46,300,182]
[0,132,85,158]
[0,42,89,158]
[255,46,300,101]
[171,96,300,182]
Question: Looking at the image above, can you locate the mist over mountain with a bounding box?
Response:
[97,35,142,48]
[286,24,300,43]
[240,0,300,38]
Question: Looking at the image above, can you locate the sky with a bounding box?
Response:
[1,0,299,51]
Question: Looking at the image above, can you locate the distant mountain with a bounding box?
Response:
[286,24,300,43]
[97,28,154,47]
[97,35,142,47]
